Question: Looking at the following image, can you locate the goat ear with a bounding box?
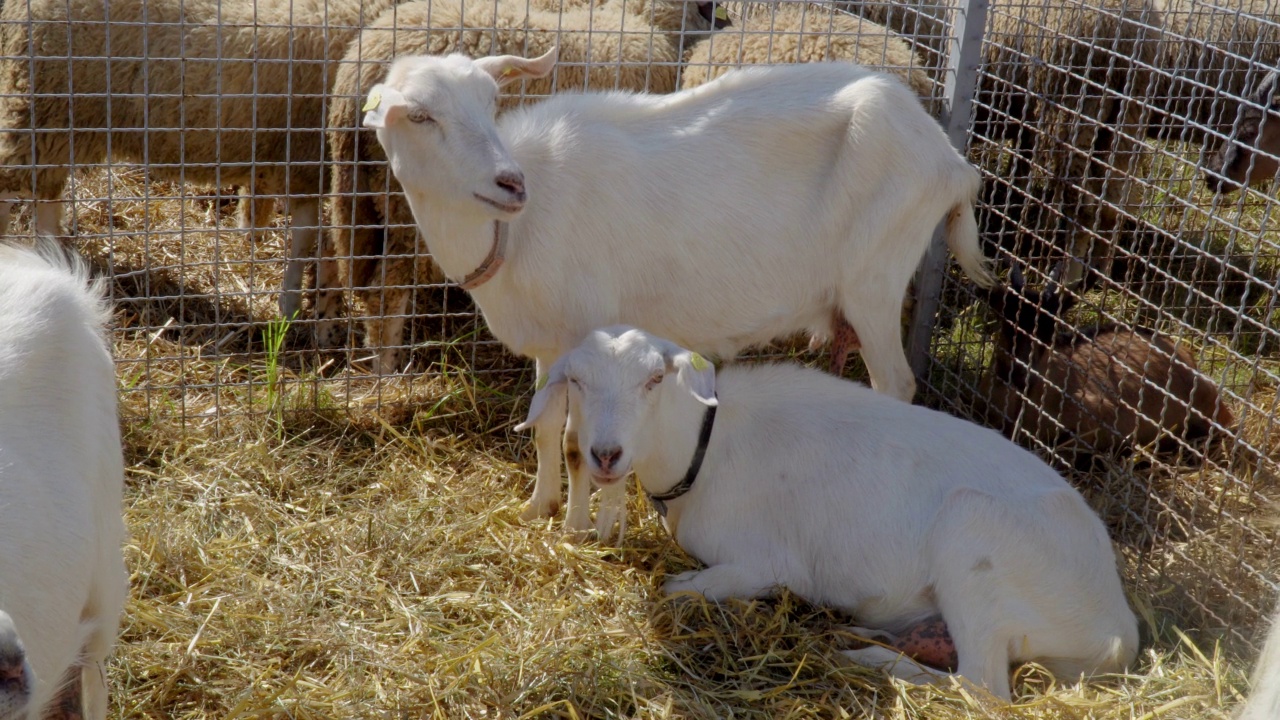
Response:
[515,355,570,432]
[362,84,409,129]
[475,47,558,88]
[662,347,718,407]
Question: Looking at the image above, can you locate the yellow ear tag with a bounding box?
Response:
[362,88,382,113]
[689,353,709,371]
[714,6,728,20]
[535,375,549,390]
[501,67,516,78]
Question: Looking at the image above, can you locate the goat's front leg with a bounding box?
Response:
[592,481,628,543]
[563,412,592,534]
[663,564,773,601]
[521,356,567,521]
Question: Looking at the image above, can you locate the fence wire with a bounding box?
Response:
[1,0,1278,653]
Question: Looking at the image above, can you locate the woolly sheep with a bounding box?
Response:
[0,242,127,720]
[974,267,1234,463]
[0,0,400,319]
[1239,597,1280,720]
[845,0,1159,285]
[1202,69,1280,192]
[680,2,933,103]
[517,325,1139,701]
[317,0,728,368]
[1146,0,1279,146]
[364,49,994,537]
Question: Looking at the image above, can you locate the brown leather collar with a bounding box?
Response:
[457,221,509,290]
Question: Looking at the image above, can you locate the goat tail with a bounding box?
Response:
[943,201,995,289]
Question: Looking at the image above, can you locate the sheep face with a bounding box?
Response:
[634,0,730,36]
[363,49,558,219]
[516,326,716,488]
[975,271,1073,385]
[1204,69,1280,193]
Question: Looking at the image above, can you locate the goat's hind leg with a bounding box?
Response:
[841,644,955,687]
[840,291,915,402]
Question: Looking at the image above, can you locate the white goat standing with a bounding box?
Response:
[365,49,993,538]
[1239,598,1280,720]
[518,325,1140,701]
[0,242,128,720]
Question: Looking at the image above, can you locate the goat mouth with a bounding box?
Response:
[1201,169,1242,194]
[590,472,625,487]
[473,193,524,214]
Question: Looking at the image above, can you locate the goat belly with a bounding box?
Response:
[891,616,958,671]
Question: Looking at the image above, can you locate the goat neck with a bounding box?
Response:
[631,379,718,512]
[402,187,510,291]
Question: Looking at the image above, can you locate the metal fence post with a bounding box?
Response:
[906,0,989,380]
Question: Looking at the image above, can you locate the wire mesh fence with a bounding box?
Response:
[1,0,1278,656]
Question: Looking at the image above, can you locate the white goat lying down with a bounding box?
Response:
[1239,598,1280,720]
[517,326,1139,701]
[0,242,128,720]
[364,48,993,538]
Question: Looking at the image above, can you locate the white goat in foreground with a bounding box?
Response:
[365,49,994,538]
[1239,597,1280,720]
[518,326,1139,701]
[0,242,128,720]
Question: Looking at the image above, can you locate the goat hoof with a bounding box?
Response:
[519,498,560,521]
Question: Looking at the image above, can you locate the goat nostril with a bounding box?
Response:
[590,446,623,471]
[494,172,525,198]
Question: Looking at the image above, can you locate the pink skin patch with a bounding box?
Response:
[891,616,958,671]
[828,309,860,375]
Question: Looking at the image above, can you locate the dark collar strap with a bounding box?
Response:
[457,221,509,290]
[648,402,717,518]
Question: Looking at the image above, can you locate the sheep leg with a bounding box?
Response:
[356,274,412,375]
[313,229,345,348]
[522,355,568,521]
[663,564,773,601]
[828,308,861,376]
[315,229,353,350]
[280,199,321,320]
[0,195,15,237]
[34,200,64,238]
[842,295,915,402]
[236,189,276,232]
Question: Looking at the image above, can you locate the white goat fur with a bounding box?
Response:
[519,326,1138,701]
[366,50,994,536]
[1239,598,1280,720]
[0,243,127,720]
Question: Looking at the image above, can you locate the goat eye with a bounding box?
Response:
[568,377,582,390]
[408,108,435,124]
[645,373,664,390]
